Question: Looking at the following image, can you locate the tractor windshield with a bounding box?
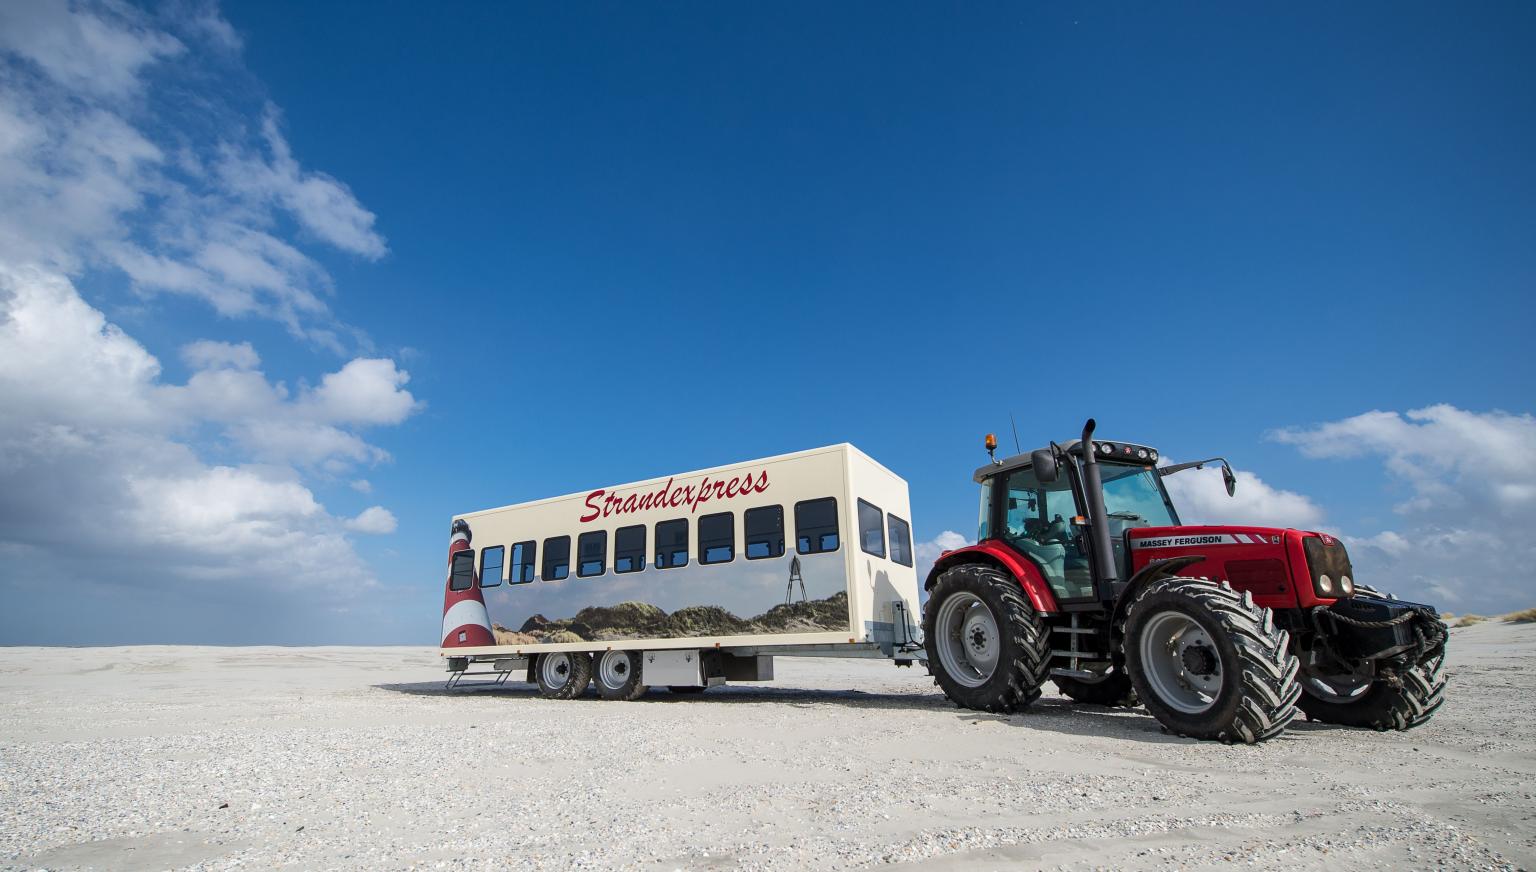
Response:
[1098,462,1180,528]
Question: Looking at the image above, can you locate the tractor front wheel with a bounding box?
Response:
[1123,577,1300,743]
[1298,651,1446,731]
[923,563,1051,714]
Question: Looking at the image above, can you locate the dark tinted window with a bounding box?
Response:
[479,545,504,587]
[655,519,689,568]
[858,499,885,558]
[542,536,570,580]
[614,525,645,573]
[795,498,840,554]
[744,505,784,559]
[699,512,734,564]
[577,530,607,577]
[450,550,475,590]
[510,540,536,583]
[888,515,913,567]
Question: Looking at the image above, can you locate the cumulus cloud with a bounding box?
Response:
[914,530,970,583]
[0,6,415,642]
[1160,461,1325,529]
[345,506,398,535]
[1269,406,1536,612]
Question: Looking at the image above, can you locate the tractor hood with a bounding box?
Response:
[1127,525,1354,609]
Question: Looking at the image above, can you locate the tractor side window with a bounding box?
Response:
[479,545,504,587]
[655,519,689,568]
[744,505,784,559]
[978,483,993,541]
[510,540,536,583]
[450,550,475,590]
[577,530,607,577]
[698,512,734,564]
[1002,467,1091,600]
[858,499,885,558]
[542,536,570,580]
[614,525,645,573]
[888,514,913,567]
[795,497,839,554]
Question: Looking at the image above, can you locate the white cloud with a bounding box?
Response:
[304,358,420,425]
[345,506,398,535]
[1271,406,1536,613]
[182,339,259,371]
[914,530,970,582]
[350,478,372,494]
[1160,461,1326,529]
[0,1,384,348]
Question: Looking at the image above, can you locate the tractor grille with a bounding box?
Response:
[1302,536,1354,597]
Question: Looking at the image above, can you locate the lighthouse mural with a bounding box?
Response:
[442,519,495,648]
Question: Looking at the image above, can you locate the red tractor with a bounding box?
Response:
[923,419,1448,743]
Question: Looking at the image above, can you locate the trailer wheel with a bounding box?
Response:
[1298,650,1447,731]
[1053,669,1138,707]
[923,563,1050,714]
[534,652,592,699]
[1123,577,1300,744]
[593,650,647,701]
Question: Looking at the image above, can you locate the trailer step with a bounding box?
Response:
[1051,626,1098,635]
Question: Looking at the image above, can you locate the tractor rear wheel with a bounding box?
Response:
[1298,651,1447,730]
[1053,669,1138,707]
[1123,577,1300,743]
[923,563,1051,714]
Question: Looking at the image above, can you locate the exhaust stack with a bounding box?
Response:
[1078,419,1120,589]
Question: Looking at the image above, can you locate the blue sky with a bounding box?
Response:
[1,2,1532,645]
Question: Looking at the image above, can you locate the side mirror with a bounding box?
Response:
[1031,449,1058,483]
[1222,462,1237,497]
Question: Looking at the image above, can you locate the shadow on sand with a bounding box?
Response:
[371,678,1343,745]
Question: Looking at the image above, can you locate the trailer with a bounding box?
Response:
[440,444,926,698]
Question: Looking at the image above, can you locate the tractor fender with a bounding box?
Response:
[924,541,1060,614]
[1109,555,1207,638]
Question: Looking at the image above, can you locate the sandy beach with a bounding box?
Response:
[2,622,1531,871]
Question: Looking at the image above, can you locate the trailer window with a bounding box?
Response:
[479,545,504,587]
[744,505,784,559]
[655,519,689,568]
[795,498,839,554]
[858,499,886,558]
[699,512,734,564]
[614,525,645,573]
[450,550,475,590]
[888,515,913,567]
[543,536,570,580]
[510,540,536,583]
[577,530,607,577]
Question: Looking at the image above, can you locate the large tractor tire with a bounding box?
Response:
[534,652,592,699]
[923,563,1051,714]
[1053,669,1138,707]
[1123,577,1301,744]
[1298,653,1446,730]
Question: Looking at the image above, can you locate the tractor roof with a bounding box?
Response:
[972,438,1159,483]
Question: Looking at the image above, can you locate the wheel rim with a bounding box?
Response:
[539,653,572,689]
[597,651,631,690]
[934,592,1001,688]
[1139,611,1221,714]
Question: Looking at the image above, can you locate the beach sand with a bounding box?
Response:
[2,621,1531,870]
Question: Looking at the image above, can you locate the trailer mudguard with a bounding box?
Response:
[924,540,1060,614]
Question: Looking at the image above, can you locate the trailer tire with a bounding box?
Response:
[594,650,647,701]
[1123,577,1300,744]
[923,563,1051,714]
[1053,669,1138,707]
[1298,650,1447,731]
[534,652,592,699]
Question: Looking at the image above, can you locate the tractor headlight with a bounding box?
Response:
[1099,442,1114,455]
[1317,574,1334,595]
[1149,449,1158,462]
[1340,575,1354,596]
[1136,448,1149,460]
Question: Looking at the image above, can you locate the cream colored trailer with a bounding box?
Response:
[441,445,924,689]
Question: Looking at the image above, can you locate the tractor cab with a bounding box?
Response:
[975,433,1180,605]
